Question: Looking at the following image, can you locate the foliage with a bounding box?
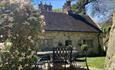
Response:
[81,44,88,52]
[71,4,76,11]
[80,44,89,70]
[0,0,40,70]
[72,0,96,15]
[100,22,112,51]
[53,8,62,12]
[101,23,111,36]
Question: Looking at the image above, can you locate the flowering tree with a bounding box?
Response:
[0,0,40,70]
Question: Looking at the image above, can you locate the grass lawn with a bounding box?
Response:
[87,57,105,69]
[77,56,105,69]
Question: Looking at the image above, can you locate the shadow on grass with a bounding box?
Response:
[68,65,87,70]
[32,65,88,70]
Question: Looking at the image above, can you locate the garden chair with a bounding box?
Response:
[52,47,73,70]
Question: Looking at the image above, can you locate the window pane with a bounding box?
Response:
[65,40,72,46]
[86,40,93,47]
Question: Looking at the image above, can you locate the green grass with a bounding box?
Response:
[87,57,105,68]
[78,57,105,69]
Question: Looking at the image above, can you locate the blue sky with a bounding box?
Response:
[32,0,115,23]
[32,0,76,9]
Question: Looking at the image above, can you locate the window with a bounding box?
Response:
[65,40,72,46]
[42,39,53,47]
[46,39,53,47]
[82,39,93,47]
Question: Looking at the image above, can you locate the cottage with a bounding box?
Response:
[38,1,102,54]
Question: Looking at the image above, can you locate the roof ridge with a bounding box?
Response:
[69,13,102,32]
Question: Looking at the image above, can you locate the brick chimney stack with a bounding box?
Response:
[38,2,52,12]
[63,0,71,13]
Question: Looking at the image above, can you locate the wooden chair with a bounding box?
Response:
[52,47,73,70]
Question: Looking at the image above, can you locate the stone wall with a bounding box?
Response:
[38,31,102,54]
[105,12,115,70]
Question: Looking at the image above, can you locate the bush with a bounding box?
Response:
[0,1,40,70]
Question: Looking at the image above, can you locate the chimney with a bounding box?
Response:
[38,2,52,12]
[38,1,44,12]
[63,0,71,13]
[48,3,52,12]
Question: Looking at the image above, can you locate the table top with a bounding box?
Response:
[36,50,78,56]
